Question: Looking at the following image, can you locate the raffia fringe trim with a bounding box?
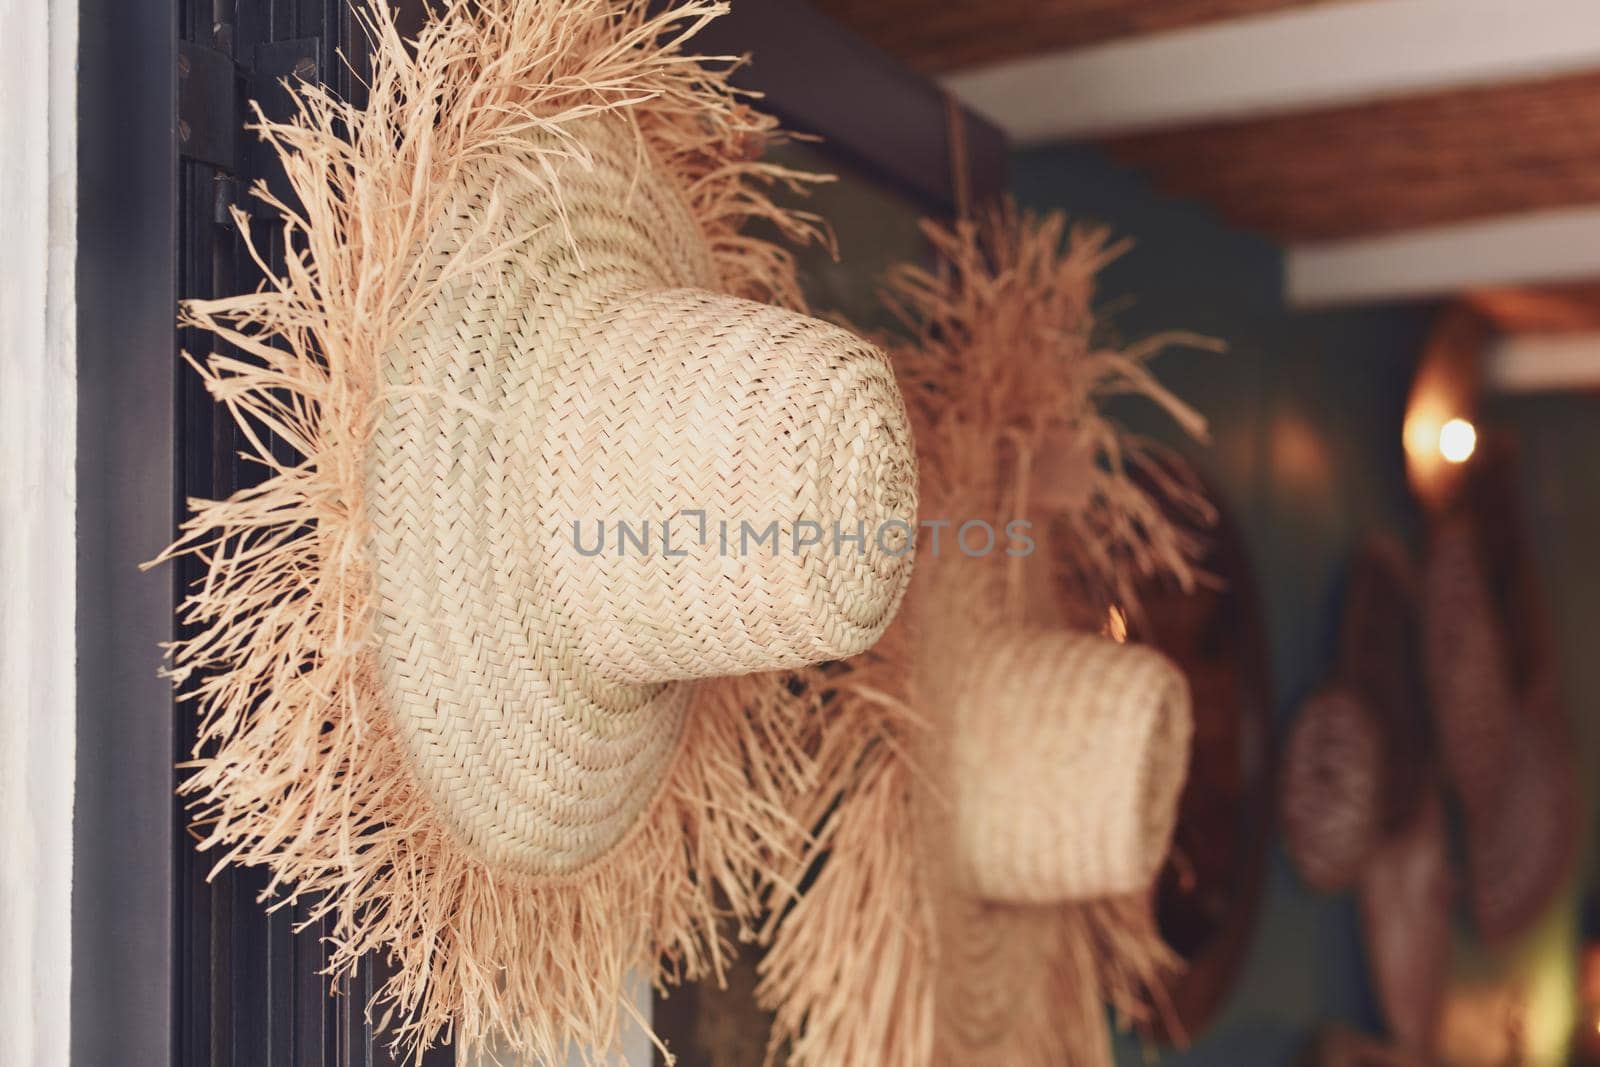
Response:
[758,207,1205,1067]
[153,0,840,1060]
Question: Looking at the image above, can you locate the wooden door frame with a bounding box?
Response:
[72,0,181,1061]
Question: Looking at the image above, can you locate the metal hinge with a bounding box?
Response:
[178,35,321,220]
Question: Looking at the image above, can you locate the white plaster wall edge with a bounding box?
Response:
[0,0,78,1064]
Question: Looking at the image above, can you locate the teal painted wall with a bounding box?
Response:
[1013,144,1439,1065]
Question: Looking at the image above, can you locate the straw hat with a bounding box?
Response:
[1360,792,1454,1056]
[1281,685,1386,893]
[157,1,915,1060]
[924,600,1195,1066]
[1284,536,1436,897]
[1337,536,1431,831]
[1421,517,1516,817]
[1445,445,1579,945]
[764,565,1194,1067]
[760,206,1210,1067]
[942,627,1192,906]
[1466,685,1579,944]
[372,124,914,874]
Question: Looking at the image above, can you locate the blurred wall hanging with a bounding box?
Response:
[152,0,923,1061]
[1407,308,1580,951]
[759,205,1220,1067]
[1422,446,1579,951]
[1120,477,1274,1043]
[1275,301,1586,1062]
[1281,534,1447,1058]
[1281,537,1430,898]
[1413,306,1586,1067]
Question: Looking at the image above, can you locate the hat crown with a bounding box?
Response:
[947,629,1191,903]
[545,287,916,684]
[366,120,916,875]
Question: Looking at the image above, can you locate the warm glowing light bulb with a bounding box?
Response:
[1404,415,1438,460]
[1438,418,1477,464]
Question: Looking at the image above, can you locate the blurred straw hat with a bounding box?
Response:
[1284,535,1431,895]
[1281,685,1387,893]
[926,608,1194,1065]
[943,628,1192,906]
[158,0,915,1060]
[1421,517,1516,816]
[1360,792,1454,1057]
[1467,685,1579,944]
[1445,444,1579,945]
[760,206,1207,1067]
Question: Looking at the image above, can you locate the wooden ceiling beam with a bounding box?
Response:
[810,0,1336,74]
[1098,68,1600,241]
[942,0,1600,142]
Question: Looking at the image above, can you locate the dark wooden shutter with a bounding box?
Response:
[174,2,451,1064]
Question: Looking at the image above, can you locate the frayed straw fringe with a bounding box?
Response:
[759,621,936,1067]
[886,204,1216,618]
[151,0,841,1061]
[759,205,1205,1067]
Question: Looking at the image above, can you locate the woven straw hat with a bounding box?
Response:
[1421,518,1516,817]
[158,1,915,1060]
[1337,535,1431,830]
[1360,792,1454,1056]
[1466,685,1579,944]
[1281,685,1387,893]
[760,206,1209,1067]
[945,628,1192,904]
[372,119,914,873]
[925,603,1195,1066]
[1440,447,1579,945]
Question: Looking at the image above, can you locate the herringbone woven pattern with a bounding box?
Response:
[154,0,918,1058]
[1281,685,1386,893]
[367,123,915,873]
[1421,519,1515,818]
[946,628,1191,903]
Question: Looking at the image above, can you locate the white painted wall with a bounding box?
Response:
[0,0,77,1063]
